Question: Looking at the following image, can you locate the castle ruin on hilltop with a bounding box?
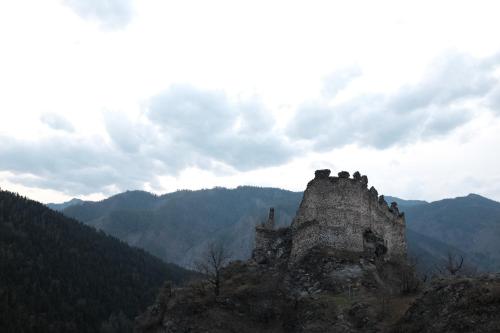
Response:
[253,170,407,264]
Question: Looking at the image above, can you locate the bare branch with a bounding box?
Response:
[193,241,232,296]
[443,252,465,276]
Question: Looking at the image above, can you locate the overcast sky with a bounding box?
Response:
[1,0,500,203]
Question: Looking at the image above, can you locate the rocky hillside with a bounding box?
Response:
[136,246,419,333]
[0,189,195,332]
[394,274,500,332]
[136,250,500,333]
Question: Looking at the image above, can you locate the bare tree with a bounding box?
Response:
[445,252,464,275]
[194,242,231,296]
[435,252,465,277]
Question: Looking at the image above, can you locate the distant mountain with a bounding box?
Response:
[403,193,500,271]
[405,228,469,274]
[46,197,86,211]
[384,196,428,209]
[60,187,500,272]
[63,187,303,267]
[0,189,194,332]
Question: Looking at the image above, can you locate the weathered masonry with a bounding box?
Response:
[253,170,407,264]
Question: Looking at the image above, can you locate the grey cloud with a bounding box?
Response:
[64,0,134,29]
[146,85,295,171]
[389,52,498,112]
[486,86,500,113]
[420,107,473,137]
[103,112,155,153]
[322,66,362,97]
[0,86,297,196]
[287,52,500,150]
[0,136,106,175]
[40,113,74,132]
[0,135,162,195]
[235,100,273,135]
[7,167,119,196]
[6,52,499,197]
[288,97,419,150]
[148,85,235,146]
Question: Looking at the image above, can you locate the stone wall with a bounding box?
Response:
[252,226,292,264]
[252,208,292,263]
[289,170,406,263]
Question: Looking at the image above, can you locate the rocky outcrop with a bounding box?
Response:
[394,274,500,333]
[136,259,498,333]
[135,246,418,333]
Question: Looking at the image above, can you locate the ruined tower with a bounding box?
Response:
[252,170,407,264]
[289,169,406,262]
[264,207,275,229]
[252,207,292,264]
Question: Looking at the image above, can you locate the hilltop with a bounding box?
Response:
[135,171,500,333]
[136,170,418,332]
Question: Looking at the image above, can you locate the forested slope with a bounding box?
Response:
[0,189,194,333]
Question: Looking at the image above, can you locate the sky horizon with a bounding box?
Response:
[43,182,492,206]
[1,0,500,203]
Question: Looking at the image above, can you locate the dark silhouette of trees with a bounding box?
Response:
[0,189,194,332]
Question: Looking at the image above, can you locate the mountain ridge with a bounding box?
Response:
[49,188,498,212]
[57,187,500,272]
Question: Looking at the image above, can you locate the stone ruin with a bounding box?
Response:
[252,170,407,265]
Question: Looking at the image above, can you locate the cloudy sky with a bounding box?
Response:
[1,0,500,203]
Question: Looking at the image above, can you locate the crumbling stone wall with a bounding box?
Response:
[252,227,292,264]
[252,170,407,265]
[252,208,292,263]
[289,170,406,263]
